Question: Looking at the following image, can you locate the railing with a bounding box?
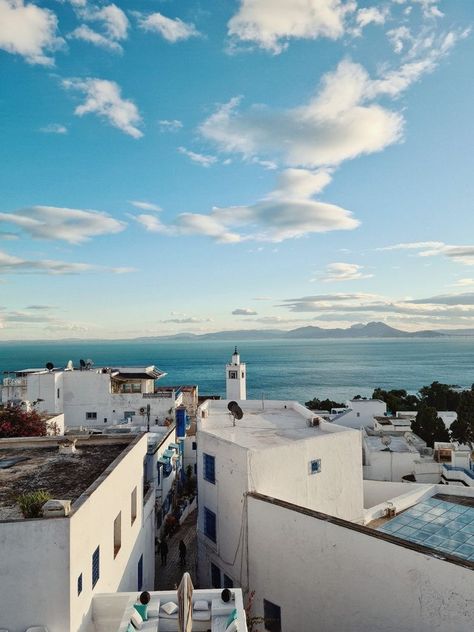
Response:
[443,464,474,481]
[3,378,27,387]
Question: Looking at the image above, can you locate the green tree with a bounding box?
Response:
[419,381,460,411]
[450,390,474,446]
[305,397,344,411]
[372,388,419,414]
[412,404,450,447]
[0,405,47,438]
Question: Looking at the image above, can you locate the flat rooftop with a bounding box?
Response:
[364,434,424,454]
[199,399,353,450]
[0,435,135,521]
[376,495,474,563]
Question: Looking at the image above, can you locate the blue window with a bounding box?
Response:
[192,441,197,451]
[203,453,215,484]
[310,459,321,475]
[92,546,100,588]
[211,562,221,588]
[77,573,82,596]
[138,554,143,591]
[204,507,217,542]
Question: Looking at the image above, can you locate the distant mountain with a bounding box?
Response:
[437,329,474,336]
[133,322,444,341]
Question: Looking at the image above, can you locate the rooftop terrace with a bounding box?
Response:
[0,435,135,521]
[199,399,354,450]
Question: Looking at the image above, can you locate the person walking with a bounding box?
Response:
[161,538,169,566]
[179,539,187,566]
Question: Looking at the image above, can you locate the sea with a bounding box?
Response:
[0,337,473,403]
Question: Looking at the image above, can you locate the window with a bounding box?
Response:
[310,459,321,475]
[124,411,135,420]
[156,463,161,486]
[131,487,137,525]
[228,370,238,379]
[192,441,197,451]
[77,573,82,596]
[138,555,143,591]
[92,546,100,588]
[356,412,360,417]
[132,383,141,393]
[241,372,245,378]
[57,388,60,399]
[211,562,221,588]
[104,418,107,423]
[224,574,234,589]
[203,453,215,484]
[86,412,97,420]
[113,512,121,558]
[204,507,216,542]
[263,599,281,632]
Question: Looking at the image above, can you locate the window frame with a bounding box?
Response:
[203,453,216,484]
[204,507,217,543]
[92,546,100,588]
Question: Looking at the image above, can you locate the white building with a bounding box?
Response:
[329,398,387,428]
[225,347,246,401]
[1,364,185,430]
[196,399,364,590]
[195,399,474,631]
[362,431,428,482]
[0,433,156,632]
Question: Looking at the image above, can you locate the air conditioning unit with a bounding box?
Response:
[42,499,71,518]
[384,505,396,518]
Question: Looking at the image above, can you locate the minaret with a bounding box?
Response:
[226,346,246,400]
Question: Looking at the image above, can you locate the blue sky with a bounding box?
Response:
[0,0,473,339]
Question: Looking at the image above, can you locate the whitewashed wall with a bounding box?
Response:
[247,495,474,632]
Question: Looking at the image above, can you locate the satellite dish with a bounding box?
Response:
[85,359,94,370]
[66,360,73,370]
[45,362,54,372]
[227,400,243,423]
[79,359,86,369]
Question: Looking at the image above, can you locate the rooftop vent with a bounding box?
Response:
[309,417,320,427]
[42,499,71,518]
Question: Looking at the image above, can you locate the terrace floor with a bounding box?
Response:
[154,509,198,590]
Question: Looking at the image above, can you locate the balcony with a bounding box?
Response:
[442,464,474,486]
[3,377,27,387]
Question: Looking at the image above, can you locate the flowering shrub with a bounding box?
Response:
[0,405,47,438]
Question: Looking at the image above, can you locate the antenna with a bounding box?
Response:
[227,400,243,426]
[45,362,54,372]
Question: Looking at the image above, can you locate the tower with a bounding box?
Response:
[226,346,246,401]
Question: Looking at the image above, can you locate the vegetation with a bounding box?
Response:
[372,388,419,413]
[450,390,474,447]
[0,404,47,438]
[18,490,51,518]
[419,381,461,411]
[412,404,450,447]
[305,397,344,411]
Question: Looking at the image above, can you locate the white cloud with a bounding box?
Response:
[227,0,356,54]
[136,12,199,43]
[130,201,162,212]
[159,119,183,132]
[62,78,143,138]
[316,262,373,282]
[0,0,64,65]
[0,250,133,275]
[452,278,474,288]
[0,206,126,243]
[356,7,387,29]
[135,167,358,243]
[232,308,258,316]
[178,147,217,168]
[70,3,129,52]
[68,25,122,52]
[162,317,213,324]
[379,242,474,266]
[39,123,68,134]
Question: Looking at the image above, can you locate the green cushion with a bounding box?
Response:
[225,608,237,628]
[134,603,148,621]
[127,624,135,632]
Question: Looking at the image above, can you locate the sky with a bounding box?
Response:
[0,0,473,339]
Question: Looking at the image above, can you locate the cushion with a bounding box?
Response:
[161,601,178,615]
[134,604,148,621]
[225,609,237,628]
[147,596,160,619]
[127,625,135,632]
[130,608,143,630]
[194,600,209,612]
[225,621,239,632]
[193,611,211,621]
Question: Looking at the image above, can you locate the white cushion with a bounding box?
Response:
[193,611,211,621]
[131,609,143,630]
[194,600,209,612]
[225,621,239,632]
[161,601,178,615]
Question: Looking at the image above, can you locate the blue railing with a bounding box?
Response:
[443,464,474,480]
